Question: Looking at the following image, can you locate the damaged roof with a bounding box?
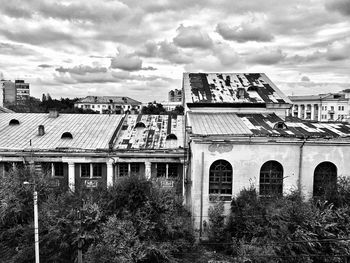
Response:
[188,112,350,138]
[183,73,291,105]
[113,114,184,150]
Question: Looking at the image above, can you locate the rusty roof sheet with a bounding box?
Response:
[183,73,291,105]
[113,114,184,150]
[0,113,123,151]
[189,112,350,138]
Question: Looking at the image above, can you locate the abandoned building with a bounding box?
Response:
[1,72,350,233]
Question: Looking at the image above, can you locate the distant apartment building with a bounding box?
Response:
[74,96,142,114]
[1,79,30,106]
[288,91,350,122]
[168,89,182,102]
[158,101,182,111]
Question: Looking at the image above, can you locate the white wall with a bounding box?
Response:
[188,140,350,231]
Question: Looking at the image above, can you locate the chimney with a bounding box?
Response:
[48,109,59,118]
[38,125,45,136]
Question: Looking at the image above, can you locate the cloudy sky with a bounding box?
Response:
[0,0,349,102]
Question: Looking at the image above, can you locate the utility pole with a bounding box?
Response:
[33,185,40,263]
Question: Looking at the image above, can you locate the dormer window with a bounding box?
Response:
[274,122,287,130]
[166,134,177,140]
[61,132,73,139]
[135,122,146,128]
[9,119,20,125]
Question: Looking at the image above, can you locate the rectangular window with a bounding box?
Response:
[119,163,128,177]
[53,162,64,177]
[331,106,334,111]
[92,163,102,177]
[168,164,178,178]
[81,164,90,177]
[156,163,167,177]
[130,163,140,176]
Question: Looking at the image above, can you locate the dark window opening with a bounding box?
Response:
[9,119,20,125]
[119,163,128,177]
[168,164,178,178]
[135,122,146,128]
[53,162,64,177]
[61,132,73,139]
[81,164,90,177]
[166,134,177,140]
[313,162,337,196]
[157,163,167,177]
[130,163,140,176]
[259,161,283,197]
[92,163,103,177]
[209,160,232,195]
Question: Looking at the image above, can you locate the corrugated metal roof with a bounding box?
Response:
[189,112,350,138]
[113,114,184,150]
[77,96,141,105]
[188,112,253,136]
[0,113,123,151]
[183,73,291,105]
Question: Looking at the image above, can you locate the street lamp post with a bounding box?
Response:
[24,181,40,263]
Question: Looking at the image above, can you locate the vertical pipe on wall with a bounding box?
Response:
[199,151,204,239]
[298,139,306,193]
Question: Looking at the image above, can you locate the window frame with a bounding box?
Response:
[209,160,233,196]
[259,160,283,197]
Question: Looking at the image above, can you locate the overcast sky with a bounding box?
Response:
[0,0,349,102]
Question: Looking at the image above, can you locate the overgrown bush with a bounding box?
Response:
[0,170,194,263]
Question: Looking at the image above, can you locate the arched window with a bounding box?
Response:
[9,119,20,125]
[259,161,283,196]
[313,162,337,196]
[135,122,146,128]
[61,132,73,139]
[166,134,177,140]
[209,160,232,195]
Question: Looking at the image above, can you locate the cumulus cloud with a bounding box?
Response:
[158,41,193,64]
[326,0,350,16]
[326,38,350,61]
[110,48,143,71]
[216,17,274,43]
[301,76,311,82]
[246,49,286,65]
[55,65,107,75]
[136,41,159,57]
[173,25,213,49]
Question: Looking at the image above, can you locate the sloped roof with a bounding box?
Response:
[188,112,350,138]
[183,73,291,105]
[76,96,141,105]
[289,94,340,101]
[0,106,13,113]
[0,113,123,151]
[113,114,184,150]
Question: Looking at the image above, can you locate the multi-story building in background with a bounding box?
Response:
[1,79,30,106]
[168,89,182,102]
[74,96,142,114]
[288,90,350,122]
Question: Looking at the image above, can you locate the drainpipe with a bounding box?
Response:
[298,139,306,193]
[199,151,204,239]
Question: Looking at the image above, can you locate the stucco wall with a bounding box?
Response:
[189,141,350,231]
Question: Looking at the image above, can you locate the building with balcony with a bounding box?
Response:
[168,89,182,102]
[1,79,30,106]
[74,96,142,114]
[288,91,350,122]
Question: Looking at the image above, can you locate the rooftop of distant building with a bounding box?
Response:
[76,96,141,105]
[183,73,291,106]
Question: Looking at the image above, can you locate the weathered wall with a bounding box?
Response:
[189,140,350,231]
